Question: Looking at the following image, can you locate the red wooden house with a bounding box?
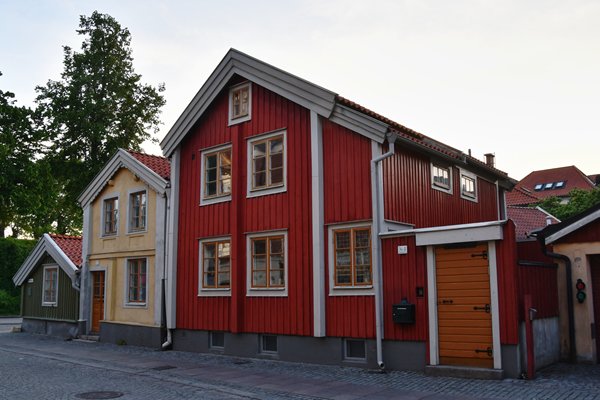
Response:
[160,49,523,378]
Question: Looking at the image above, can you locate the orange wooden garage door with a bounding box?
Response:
[436,243,493,368]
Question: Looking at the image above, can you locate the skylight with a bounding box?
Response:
[555,181,565,188]
[544,183,554,189]
[534,184,543,191]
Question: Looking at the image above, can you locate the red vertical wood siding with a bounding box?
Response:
[554,218,600,244]
[383,147,498,228]
[382,236,428,341]
[495,220,520,345]
[518,265,559,320]
[322,119,375,338]
[176,82,313,336]
[516,240,555,264]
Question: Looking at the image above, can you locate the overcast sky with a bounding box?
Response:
[1,0,598,180]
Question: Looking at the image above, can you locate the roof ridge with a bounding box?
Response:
[49,233,82,240]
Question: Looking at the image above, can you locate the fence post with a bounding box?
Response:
[524,294,535,379]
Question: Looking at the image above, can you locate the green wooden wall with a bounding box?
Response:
[21,254,79,322]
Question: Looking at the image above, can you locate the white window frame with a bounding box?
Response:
[200,143,232,206]
[431,162,453,194]
[328,222,374,296]
[41,264,59,307]
[100,193,119,237]
[228,82,252,125]
[246,230,288,297]
[124,257,148,307]
[198,236,232,297]
[459,169,478,202]
[246,129,287,198]
[127,188,148,234]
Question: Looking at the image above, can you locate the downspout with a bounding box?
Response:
[535,235,576,362]
[161,189,173,350]
[371,131,398,370]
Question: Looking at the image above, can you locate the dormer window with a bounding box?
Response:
[228,82,251,125]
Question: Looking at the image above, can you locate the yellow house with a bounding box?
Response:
[78,149,170,347]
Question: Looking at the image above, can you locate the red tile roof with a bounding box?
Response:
[128,151,171,180]
[507,206,560,241]
[506,186,541,206]
[49,234,82,267]
[337,96,511,179]
[516,166,595,200]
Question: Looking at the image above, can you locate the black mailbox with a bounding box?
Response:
[392,303,415,324]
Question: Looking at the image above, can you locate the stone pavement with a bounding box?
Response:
[0,332,599,399]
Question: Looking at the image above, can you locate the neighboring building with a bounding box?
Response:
[507,206,559,241]
[537,202,600,364]
[77,149,170,347]
[506,186,541,207]
[159,49,531,378]
[12,234,82,337]
[511,166,596,205]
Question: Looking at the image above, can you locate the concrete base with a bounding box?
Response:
[173,329,426,371]
[21,318,79,339]
[99,321,164,349]
[425,365,504,380]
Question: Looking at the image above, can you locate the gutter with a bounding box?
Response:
[370,131,398,370]
[533,234,576,362]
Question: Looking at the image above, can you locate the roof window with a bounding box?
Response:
[555,181,565,188]
[534,184,543,191]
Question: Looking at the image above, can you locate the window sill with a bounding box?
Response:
[126,230,147,237]
[460,194,478,203]
[198,289,232,297]
[124,302,147,308]
[41,303,57,307]
[247,186,286,198]
[200,195,232,207]
[101,234,118,239]
[329,287,375,297]
[431,184,452,195]
[247,288,288,297]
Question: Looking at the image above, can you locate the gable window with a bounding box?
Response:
[129,190,147,232]
[247,231,288,297]
[199,238,231,291]
[201,145,232,205]
[431,163,452,193]
[333,226,372,288]
[126,258,147,305]
[248,130,286,197]
[42,265,58,306]
[228,82,251,125]
[103,197,118,235]
[460,171,478,201]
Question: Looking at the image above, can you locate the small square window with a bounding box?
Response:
[261,335,278,353]
[228,82,251,125]
[431,163,452,193]
[460,170,478,202]
[210,332,225,349]
[344,339,366,360]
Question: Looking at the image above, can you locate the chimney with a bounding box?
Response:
[546,217,553,226]
[484,153,495,168]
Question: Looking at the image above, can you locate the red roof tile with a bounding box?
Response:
[516,166,594,200]
[128,151,171,180]
[507,206,559,241]
[506,186,541,206]
[49,234,82,267]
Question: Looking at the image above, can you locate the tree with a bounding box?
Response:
[35,11,165,233]
[0,72,50,238]
[537,188,600,221]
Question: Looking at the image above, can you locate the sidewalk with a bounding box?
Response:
[0,317,21,333]
[1,332,599,399]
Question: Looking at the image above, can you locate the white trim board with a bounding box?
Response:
[380,220,506,246]
[544,208,600,244]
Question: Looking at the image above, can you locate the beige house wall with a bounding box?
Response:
[88,168,161,328]
[553,241,600,363]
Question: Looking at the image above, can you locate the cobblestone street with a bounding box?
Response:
[0,332,599,400]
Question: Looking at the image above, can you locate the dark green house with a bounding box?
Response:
[12,234,82,337]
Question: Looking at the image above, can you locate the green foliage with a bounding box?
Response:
[537,188,600,221]
[0,289,20,316]
[0,237,35,296]
[35,11,166,234]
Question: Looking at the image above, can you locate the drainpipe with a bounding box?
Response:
[161,190,173,351]
[535,236,576,362]
[371,131,398,370]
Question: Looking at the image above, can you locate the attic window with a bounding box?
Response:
[555,181,565,188]
[544,183,554,190]
[534,184,543,191]
[228,82,251,125]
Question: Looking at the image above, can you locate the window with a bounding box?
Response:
[103,197,118,235]
[246,232,288,296]
[201,145,232,205]
[333,227,372,288]
[129,191,147,232]
[544,182,554,190]
[344,339,366,361]
[431,163,452,193]
[200,239,231,291]
[248,131,285,196]
[228,82,251,124]
[260,335,278,353]
[42,265,58,306]
[555,181,565,188]
[127,258,147,304]
[534,183,543,191]
[460,172,477,201]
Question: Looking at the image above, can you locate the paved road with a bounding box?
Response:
[0,332,599,400]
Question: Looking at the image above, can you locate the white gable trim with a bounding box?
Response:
[78,149,169,206]
[13,234,79,288]
[545,208,600,244]
[161,49,338,157]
